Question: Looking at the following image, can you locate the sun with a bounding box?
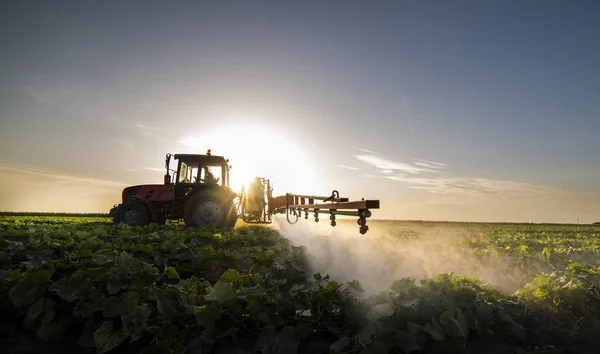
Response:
[178,122,318,195]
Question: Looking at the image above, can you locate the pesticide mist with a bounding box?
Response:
[273,216,522,295]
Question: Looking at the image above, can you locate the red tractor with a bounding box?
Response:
[110,151,379,234]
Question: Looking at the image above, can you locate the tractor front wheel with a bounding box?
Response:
[184,193,234,229]
[120,201,151,227]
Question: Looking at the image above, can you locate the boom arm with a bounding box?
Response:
[240,178,379,234]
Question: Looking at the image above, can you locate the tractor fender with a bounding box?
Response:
[183,186,237,206]
[122,195,159,222]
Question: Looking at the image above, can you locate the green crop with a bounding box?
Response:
[1,216,600,353]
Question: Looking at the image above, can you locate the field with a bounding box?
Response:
[1,216,600,354]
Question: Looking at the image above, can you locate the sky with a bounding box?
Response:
[1,1,599,223]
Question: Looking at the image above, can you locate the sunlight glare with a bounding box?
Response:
[178,122,317,195]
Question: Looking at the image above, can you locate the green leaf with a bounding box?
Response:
[205,280,236,304]
[165,266,180,280]
[361,341,388,354]
[348,279,365,293]
[366,302,395,320]
[194,305,221,330]
[203,244,217,258]
[103,296,121,317]
[295,322,313,339]
[424,318,446,341]
[219,268,240,284]
[78,319,97,348]
[324,281,341,292]
[41,298,56,324]
[119,291,140,316]
[9,272,51,308]
[475,303,494,337]
[94,321,126,354]
[359,322,377,343]
[438,310,467,338]
[406,322,428,348]
[37,316,71,342]
[330,337,351,353]
[141,341,174,354]
[395,330,420,354]
[255,325,278,352]
[122,305,151,342]
[153,287,180,320]
[498,312,526,342]
[514,274,551,296]
[276,326,299,354]
[49,276,95,302]
[24,298,46,330]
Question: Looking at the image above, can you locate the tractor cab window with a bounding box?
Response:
[200,165,223,185]
[178,162,199,183]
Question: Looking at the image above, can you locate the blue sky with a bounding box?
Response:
[1,1,599,222]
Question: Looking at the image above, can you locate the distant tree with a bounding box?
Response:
[593,222,600,225]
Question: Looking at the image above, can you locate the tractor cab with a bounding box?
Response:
[164,151,231,188]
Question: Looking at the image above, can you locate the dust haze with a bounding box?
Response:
[273,217,522,295]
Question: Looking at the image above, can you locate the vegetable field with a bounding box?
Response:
[1,216,600,354]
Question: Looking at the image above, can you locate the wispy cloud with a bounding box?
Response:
[136,122,166,132]
[413,159,447,169]
[144,167,164,172]
[119,140,134,148]
[399,92,415,134]
[337,164,359,171]
[20,86,51,103]
[353,147,380,155]
[355,154,442,174]
[0,160,126,188]
[387,175,557,196]
[353,153,562,198]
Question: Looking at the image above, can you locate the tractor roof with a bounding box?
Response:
[173,154,228,165]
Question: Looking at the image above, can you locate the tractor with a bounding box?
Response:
[109,151,379,234]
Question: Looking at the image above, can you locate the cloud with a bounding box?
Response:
[135,122,166,132]
[355,154,440,174]
[0,161,127,213]
[413,159,447,169]
[388,175,558,197]
[353,147,380,155]
[20,86,51,103]
[119,140,134,148]
[0,160,126,188]
[337,164,359,171]
[353,153,565,198]
[399,92,415,134]
[144,167,164,172]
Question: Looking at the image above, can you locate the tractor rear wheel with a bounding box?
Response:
[121,201,151,227]
[183,193,234,229]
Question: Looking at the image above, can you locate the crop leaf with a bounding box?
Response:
[9,271,52,308]
[165,266,180,280]
[424,318,446,341]
[94,321,126,354]
[103,296,121,317]
[205,280,236,304]
[219,268,240,284]
[366,302,395,321]
[348,279,365,293]
[330,337,351,353]
[36,316,71,342]
[194,305,221,330]
[122,305,151,342]
[438,309,467,338]
[395,330,421,354]
[78,319,97,348]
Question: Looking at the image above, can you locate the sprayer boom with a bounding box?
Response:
[240,181,379,234]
